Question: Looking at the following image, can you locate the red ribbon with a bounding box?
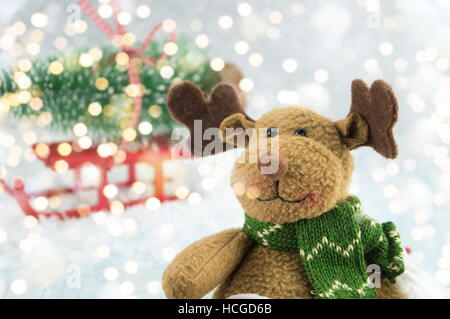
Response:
[78,0,177,151]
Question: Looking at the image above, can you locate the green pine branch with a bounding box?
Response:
[0,38,221,142]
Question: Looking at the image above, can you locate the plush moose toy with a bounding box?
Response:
[163,79,407,299]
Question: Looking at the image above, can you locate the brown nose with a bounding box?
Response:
[257,152,288,180]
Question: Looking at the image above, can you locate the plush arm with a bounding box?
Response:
[162,228,254,299]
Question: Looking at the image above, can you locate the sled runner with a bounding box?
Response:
[0,136,190,220]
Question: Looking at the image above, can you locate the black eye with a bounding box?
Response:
[266,127,278,138]
[294,128,307,136]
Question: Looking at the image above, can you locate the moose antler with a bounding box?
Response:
[349,79,399,159]
[167,82,251,156]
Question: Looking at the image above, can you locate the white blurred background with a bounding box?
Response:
[0,0,449,298]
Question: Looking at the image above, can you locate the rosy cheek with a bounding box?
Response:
[247,179,263,189]
[248,179,274,193]
[232,179,263,197]
[241,179,259,198]
[300,191,320,207]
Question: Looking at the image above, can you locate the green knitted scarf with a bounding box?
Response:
[242,196,405,299]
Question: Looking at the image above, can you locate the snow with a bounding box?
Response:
[0,154,244,298]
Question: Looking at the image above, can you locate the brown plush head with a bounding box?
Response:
[167,79,398,223]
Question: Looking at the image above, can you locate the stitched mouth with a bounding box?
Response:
[256,181,314,204]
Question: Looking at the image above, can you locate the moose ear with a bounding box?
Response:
[216,63,247,106]
[335,113,369,150]
[340,79,399,159]
[219,113,255,148]
[167,81,252,156]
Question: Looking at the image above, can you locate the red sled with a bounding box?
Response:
[0,136,191,220]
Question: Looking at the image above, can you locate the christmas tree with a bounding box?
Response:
[0,39,229,143]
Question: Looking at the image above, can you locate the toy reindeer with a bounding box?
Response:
[163,79,407,299]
